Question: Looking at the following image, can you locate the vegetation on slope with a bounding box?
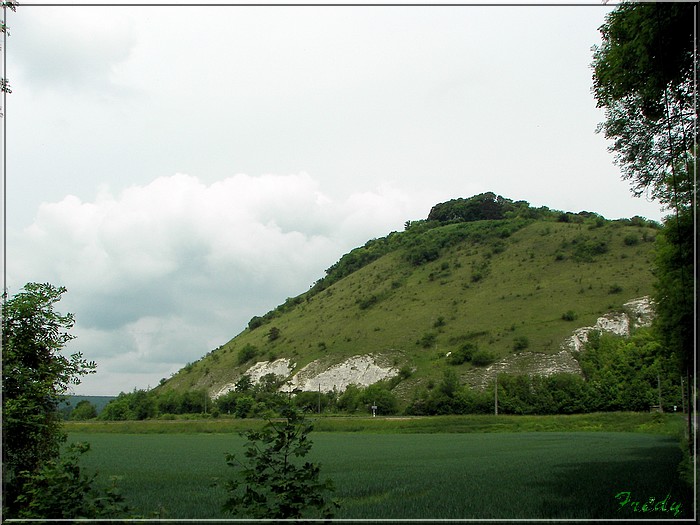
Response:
[154,193,660,406]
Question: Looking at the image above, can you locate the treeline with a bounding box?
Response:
[407,329,683,416]
[96,373,405,421]
[89,328,682,421]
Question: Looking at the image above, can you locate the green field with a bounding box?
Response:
[68,414,692,520]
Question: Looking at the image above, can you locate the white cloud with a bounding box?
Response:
[8,172,421,394]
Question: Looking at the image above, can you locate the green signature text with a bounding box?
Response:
[615,491,682,517]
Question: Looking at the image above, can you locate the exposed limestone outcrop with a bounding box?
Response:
[212,354,398,398]
[284,354,399,393]
[213,358,294,398]
[465,349,583,389]
[562,296,654,353]
[466,296,654,389]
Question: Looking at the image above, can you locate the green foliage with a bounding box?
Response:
[512,336,529,352]
[267,327,281,342]
[407,369,493,416]
[70,400,98,421]
[337,383,399,415]
[497,374,589,415]
[416,331,437,349]
[103,388,212,420]
[221,407,338,519]
[607,284,623,295]
[571,238,609,262]
[357,294,379,310]
[237,344,258,365]
[561,310,578,322]
[623,234,639,246]
[427,193,533,223]
[448,342,476,365]
[14,442,130,519]
[1,283,98,517]
[234,396,255,419]
[653,211,694,374]
[576,330,682,412]
[591,2,695,207]
[471,349,496,367]
[247,316,264,331]
[100,390,158,421]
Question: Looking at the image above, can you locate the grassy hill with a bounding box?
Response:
[159,194,659,401]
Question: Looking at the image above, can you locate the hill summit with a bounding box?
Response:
[160,193,659,406]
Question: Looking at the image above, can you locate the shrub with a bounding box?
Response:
[268,327,281,342]
[221,407,338,519]
[512,336,530,352]
[70,400,98,421]
[237,344,258,365]
[417,331,438,348]
[561,310,578,321]
[448,343,477,365]
[572,239,609,262]
[248,316,264,330]
[471,349,496,366]
[14,442,130,519]
[608,284,623,294]
[623,234,640,246]
[357,295,378,310]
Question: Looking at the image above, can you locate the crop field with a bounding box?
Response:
[69,419,692,520]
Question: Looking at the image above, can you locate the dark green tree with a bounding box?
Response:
[70,400,98,421]
[591,1,696,208]
[1,283,128,518]
[591,0,696,456]
[2,284,94,512]
[221,407,338,519]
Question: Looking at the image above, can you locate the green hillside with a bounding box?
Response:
[160,194,659,402]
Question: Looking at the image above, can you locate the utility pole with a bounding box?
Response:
[494,376,498,416]
[680,375,685,414]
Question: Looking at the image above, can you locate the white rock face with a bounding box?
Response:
[562,296,654,353]
[466,296,655,388]
[212,354,398,398]
[213,358,293,398]
[285,355,399,393]
[467,349,583,389]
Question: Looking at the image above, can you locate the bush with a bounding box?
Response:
[512,336,530,352]
[417,331,437,349]
[267,327,281,342]
[471,349,496,366]
[357,295,378,310]
[14,442,130,519]
[623,234,640,246]
[248,316,264,330]
[237,344,258,365]
[221,407,338,519]
[448,343,477,365]
[572,239,609,262]
[561,310,578,321]
[70,400,97,421]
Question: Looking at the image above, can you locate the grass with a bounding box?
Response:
[161,218,659,400]
[64,411,686,435]
[69,424,692,519]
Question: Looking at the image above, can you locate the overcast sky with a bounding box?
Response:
[2,1,666,395]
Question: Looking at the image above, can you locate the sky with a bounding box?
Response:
[1,1,667,396]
